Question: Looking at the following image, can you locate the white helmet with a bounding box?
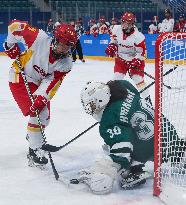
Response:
[80,81,111,115]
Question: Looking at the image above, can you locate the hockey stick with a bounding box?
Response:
[15,57,59,180]
[140,64,179,93]
[131,65,183,90]
[131,67,173,90]
[42,122,99,152]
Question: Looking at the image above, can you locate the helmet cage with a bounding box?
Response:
[121,21,133,31]
[51,38,69,59]
[81,99,99,115]
[81,82,111,116]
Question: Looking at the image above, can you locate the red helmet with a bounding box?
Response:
[89,19,96,24]
[99,16,106,23]
[121,12,135,24]
[53,23,77,46]
[76,20,81,24]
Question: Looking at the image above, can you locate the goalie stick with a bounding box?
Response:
[15,57,59,180]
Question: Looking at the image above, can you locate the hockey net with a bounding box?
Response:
[154,33,186,205]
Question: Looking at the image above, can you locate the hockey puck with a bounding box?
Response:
[70,179,80,184]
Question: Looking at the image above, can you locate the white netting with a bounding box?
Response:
[155,33,186,205]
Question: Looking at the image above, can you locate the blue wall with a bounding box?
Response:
[1,33,185,60]
[79,34,158,59]
[80,34,186,60]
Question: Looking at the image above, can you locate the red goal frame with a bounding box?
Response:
[153,32,186,196]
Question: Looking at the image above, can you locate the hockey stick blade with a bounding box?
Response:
[42,143,62,152]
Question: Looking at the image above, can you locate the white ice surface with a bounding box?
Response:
[0,56,163,205]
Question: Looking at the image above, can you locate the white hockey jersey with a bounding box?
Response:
[90,24,99,36]
[110,25,146,61]
[160,18,174,32]
[98,23,111,34]
[148,23,161,34]
[7,20,72,101]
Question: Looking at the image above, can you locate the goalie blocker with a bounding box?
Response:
[77,80,186,194]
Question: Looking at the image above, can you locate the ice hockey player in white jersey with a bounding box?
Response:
[86,19,99,37]
[110,17,118,34]
[105,12,151,106]
[4,20,77,167]
[148,16,161,34]
[159,8,174,32]
[98,16,111,35]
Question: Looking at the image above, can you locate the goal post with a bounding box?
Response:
[154,32,186,204]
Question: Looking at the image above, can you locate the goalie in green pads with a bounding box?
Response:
[79,80,185,194]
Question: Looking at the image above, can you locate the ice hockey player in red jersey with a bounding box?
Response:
[174,14,186,32]
[3,20,77,167]
[105,12,151,105]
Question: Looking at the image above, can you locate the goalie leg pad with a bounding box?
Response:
[85,173,114,195]
[76,157,119,194]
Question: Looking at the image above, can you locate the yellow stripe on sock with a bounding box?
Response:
[136,81,145,89]
[27,126,41,132]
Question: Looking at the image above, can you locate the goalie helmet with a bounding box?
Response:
[80,81,111,115]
